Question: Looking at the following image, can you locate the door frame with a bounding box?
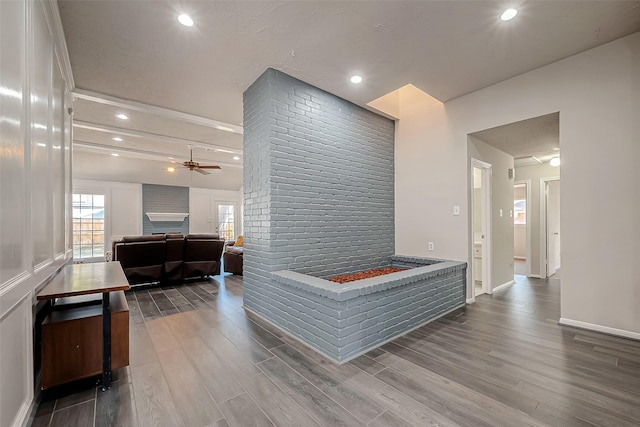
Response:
[213,200,239,241]
[514,179,532,277]
[539,176,560,278]
[470,158,493,301]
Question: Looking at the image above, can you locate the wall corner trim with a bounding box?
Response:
[492,279,515,293]
[41,0,75,88]
[559,318,640,341]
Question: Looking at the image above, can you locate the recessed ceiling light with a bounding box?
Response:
[500,8,518,21]
[37,143,46,147]
[116,113,128,120]
[178,14,194,27]
[550,157,560,167]
[350,75,363,84]
[167,166,176,173]
[216,125,235,132]
[233,156,240,160]
[112,137,123,142]
[110,153,120,157]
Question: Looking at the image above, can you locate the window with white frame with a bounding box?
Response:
[217,204,235,241]
[72,194,105,260]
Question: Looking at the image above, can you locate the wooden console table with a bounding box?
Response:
[37,262,130,390]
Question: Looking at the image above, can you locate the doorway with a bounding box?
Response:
[513,181,531,277]
[543,179,561,277]
[471,159,492,299]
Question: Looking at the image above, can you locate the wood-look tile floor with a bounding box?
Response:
[31,273,640,427]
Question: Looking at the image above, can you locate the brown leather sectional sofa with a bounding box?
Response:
[112,233,224,285]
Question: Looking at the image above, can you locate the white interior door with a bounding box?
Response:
[214,202,237,241]
[546,181,561,276]
[189,192,214,233]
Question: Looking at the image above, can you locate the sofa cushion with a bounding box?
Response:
[225,246,243,255]
[165,233,184,239]
[235,235,244,247]
[186,233,220,240]
[122,234,165,243]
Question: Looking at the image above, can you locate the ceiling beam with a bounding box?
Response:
[72,89,243,134]
[74,140,242,169]
[73,121,243,155]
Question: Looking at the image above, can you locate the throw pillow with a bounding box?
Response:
[235,235,244,247]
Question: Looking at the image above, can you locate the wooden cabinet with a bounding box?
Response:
[41,291,129,389]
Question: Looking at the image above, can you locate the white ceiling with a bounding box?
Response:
[58,1,640,189]
[470,112,560,162]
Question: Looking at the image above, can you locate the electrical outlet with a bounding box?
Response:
[453,205,460,216]
[428,242,434,251]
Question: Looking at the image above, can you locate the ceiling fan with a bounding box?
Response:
[181,147,221,175]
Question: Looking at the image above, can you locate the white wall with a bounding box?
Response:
[515,163,560,275]
[189,187,243,238]
[468,136,515,289]
[514,226,526,259]
[396,32,640,336]
[0,1,73,425]
[73,180,143,252]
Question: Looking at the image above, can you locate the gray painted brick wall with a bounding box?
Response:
[142,184,189,235]
[243,68,395,282]
[242,69,466,363]
[250,258,467,362]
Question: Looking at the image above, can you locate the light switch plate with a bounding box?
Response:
[453,206,460,216]
[509,210,513,218]
[499,209,503,217]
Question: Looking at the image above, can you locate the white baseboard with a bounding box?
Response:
[528,274,543,279]
[559,318,640,341]
[492,280,515,293]
[466,298,475,304]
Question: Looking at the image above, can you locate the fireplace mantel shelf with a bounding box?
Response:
[146,212,189,222]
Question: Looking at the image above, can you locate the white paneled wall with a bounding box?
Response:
[0,1,73,426]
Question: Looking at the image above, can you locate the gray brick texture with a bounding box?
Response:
[243,68,395,282]
[242,69,466,363]
[266,258,466,362]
